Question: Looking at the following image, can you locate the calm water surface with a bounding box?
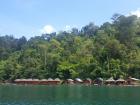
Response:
[0,85,139,105]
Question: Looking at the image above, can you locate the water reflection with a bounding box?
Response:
[0,85,139,105]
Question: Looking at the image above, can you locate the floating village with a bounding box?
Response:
[12,77,140,86]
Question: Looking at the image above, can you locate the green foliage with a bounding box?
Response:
[0,14,140,81]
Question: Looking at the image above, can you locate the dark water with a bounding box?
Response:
[0,85,140,105]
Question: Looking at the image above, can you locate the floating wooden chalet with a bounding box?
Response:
[126,77,139,85]
[105,77,115,85]
[83,78,92,84]
[116,78,126,85]
[66,79,74,84]
[14,78,61,85]
[75,78,83,84]
[94,78,104,85]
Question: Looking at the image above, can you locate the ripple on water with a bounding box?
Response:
[0,102,139,105]
[0,85,140,105]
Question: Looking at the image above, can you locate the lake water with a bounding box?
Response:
[0,85,139,105]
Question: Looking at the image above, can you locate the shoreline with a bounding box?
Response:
[1,82,140,87]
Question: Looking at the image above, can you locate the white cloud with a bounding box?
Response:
[64,25,71,31]
[64,25,78,32]
[40,25,55,34]
[128,9,140,17]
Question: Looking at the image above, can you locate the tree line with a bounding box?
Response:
[0,14,140,82]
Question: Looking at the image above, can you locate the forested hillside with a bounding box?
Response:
[0,14,140,81]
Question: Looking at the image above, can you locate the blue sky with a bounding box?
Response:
[0,0,140,39]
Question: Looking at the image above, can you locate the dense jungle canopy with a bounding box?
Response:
[0,14,140,81]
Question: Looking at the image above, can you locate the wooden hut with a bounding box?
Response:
[14,79,40,85]
[32,79,40,84]
[14,78,62,85]
[14,79,20,83]
[75,78,83,84]
[126,77,139,85]
[25,79,33,84]
[47,78,53,81]
[14,79,29,84]
[54,78,61,84]
[14,79,25,84]
[66,79,74,84]
[83,78,92,85]
[116,78,126,85]
[94,78,104,85]
[46,78,54,85]
[40,79,48,85]
[46,78,61,85]
[105,77,115,85]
